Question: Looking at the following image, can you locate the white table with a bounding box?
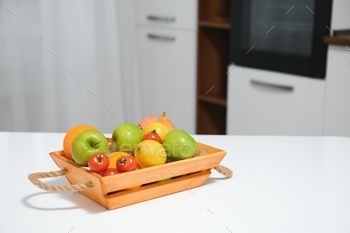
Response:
[1,132,350,233]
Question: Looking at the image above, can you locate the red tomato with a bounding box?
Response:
[102,168,120,177]
[117,155,138,173]
[88,153,109,173]
[142,130,162,143]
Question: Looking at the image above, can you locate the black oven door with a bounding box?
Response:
[230,0,332,79]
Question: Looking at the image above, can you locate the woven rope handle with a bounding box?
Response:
[214,165,233,178]
[28,169,93,192]
[196,150,233,178]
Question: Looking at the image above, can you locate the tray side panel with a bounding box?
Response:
[50,151,108,208]
[101,148,226,194]
[105,170,211,210]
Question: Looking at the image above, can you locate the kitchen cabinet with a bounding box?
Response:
[134,0,197,30]
[225,1,349,136]
[134,0,197,134]
[324,45,350,137]
[195,0,231,134]
[227,66,326,135]
[322,1,350,137]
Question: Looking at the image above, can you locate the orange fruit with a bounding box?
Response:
[63,124,97,160]
[107,151,130,169]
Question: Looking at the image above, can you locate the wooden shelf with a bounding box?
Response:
[197,28,229,99]
[198,94,227,106]
[199,21,230,30]
[196,0,230,135]
[199,0,230,23]
[324,30,350,46]
[196,102,227,135]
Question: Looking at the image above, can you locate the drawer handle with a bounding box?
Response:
[251,79,294,92]
[147,15,176,23]
[147,34,176,42]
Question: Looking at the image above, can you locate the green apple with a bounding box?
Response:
[162,129,198,162]
[71,130,109,166]
[112,123,144,154]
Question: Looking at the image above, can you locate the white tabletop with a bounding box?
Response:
[1,132,350,233]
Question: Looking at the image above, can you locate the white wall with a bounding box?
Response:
[0,0,135,133]
[115,0,142,124]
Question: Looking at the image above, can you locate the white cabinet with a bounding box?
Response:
[134,0,197,134]
[324,46,350,137]
[227,66,326,135]
[322,0,350,137]
[134,0,197,30]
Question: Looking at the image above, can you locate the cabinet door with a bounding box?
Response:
[134,0,197,30]
[227,66,326,135]
[324,46,350,137]
[136,27,196,134]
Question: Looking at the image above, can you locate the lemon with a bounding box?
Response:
[107,151,129,168]
[143,122,170,140]
[135,140,167,168]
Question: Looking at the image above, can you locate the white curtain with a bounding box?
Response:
[0,0,137,133]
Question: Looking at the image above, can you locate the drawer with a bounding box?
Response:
[134,0,197,30]
[227,66,326,136]
[136,27,197,133]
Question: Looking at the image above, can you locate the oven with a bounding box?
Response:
[230,0,333,79]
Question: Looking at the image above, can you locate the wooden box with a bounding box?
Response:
[49,142,227,210]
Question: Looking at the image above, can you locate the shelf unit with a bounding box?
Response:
[196,0,231,134]
[324,29,350,46]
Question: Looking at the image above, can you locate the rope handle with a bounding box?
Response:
[196,150,233,178]
[28,168,93,192]
[213,165,233,178]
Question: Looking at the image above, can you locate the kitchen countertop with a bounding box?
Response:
[1,132,350,233]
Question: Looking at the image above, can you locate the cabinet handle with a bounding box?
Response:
[147,15,176,23]
[250,79,294,92]
[147,34,176,42]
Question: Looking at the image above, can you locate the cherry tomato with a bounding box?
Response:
[117,155,138,173]
[102,168,120,177]
[142,130,162,143]
[88,153,109,173]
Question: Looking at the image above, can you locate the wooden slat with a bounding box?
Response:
[105,170,211,210]
[324,30,350,46]
[100,142,225,193]
[198,94,227,106]
[324,36,350,46]
[199,21,230,29]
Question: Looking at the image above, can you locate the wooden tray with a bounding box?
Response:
[49,142,227,210]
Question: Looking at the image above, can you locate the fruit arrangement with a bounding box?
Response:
[28,113,229,210]
[63,113,198,176]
